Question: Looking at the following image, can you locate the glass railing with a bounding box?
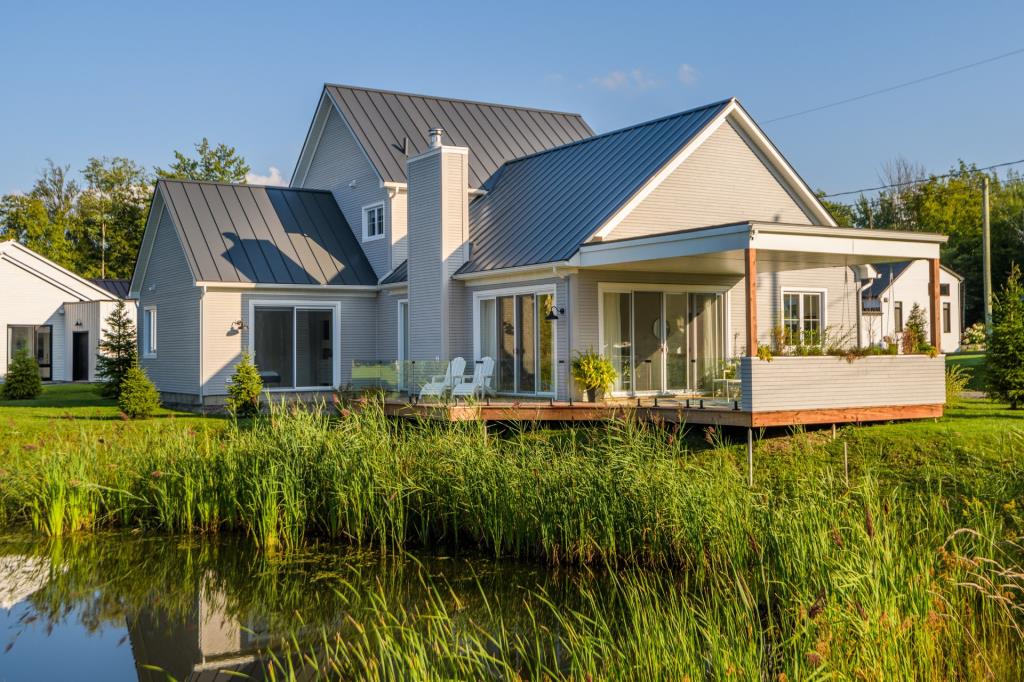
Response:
[350,359,491,397]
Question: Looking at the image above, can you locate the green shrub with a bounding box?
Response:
[962,321,986,349]
[96,300,138,398]
[945,364,972,406]
[987,263,1024,409]
[901,303,928,354]
[117,366,160,418]
[226,351,263,417]
[2,347,43,400]
[571,350,616,399]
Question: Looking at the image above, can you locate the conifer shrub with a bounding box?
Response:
[117,366,160,418]
[97,300,138,398]
[987,264,1024,409]
[2,347,43,400]
[226,351,263,417]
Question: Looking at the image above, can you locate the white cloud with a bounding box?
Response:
[245,166,288,186]
[591,68,658,91]
[677,63,699,86]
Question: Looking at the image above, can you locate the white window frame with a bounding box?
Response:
[779,288,827,345]
[143,306,157,358]
[397,299,409,390]
[472,284,558,397]
[246,299,341,391]
[362,202,386,242]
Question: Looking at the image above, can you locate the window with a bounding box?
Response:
[252,305,334,389]
[143,307,157,357]
[781,291,823,345]
[943,302,951,334]
[397,300,409,389]
[940,283,950,296]
[7,325,52,380]
[476,289,556,395]
[362,203,385,241]
[894,301,904,332]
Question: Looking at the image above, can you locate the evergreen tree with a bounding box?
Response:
[118,366,160,418]
[96,300,138,398]
[2,348,43,400]
[901,303,929,354]
[987,264,1024,409]
[226,351,264,417]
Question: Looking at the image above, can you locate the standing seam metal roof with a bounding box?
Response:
[89,278,132,298]
[460,99,732,274]
[157,179,377,286]
[324,84,594,188]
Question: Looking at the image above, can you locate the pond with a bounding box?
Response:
[0,532,606,681]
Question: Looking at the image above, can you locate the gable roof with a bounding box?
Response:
[380,259,407,286]
[459,99,732,274]
[89,278,131,298]
[863,260,963,299]
[150,179,377,286]
[321,84,594,188]
[0,240,118,301]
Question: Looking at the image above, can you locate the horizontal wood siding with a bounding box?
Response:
[138,207,201,396]
[740,355,945,412]
[376,292,402,363]
[407,152,443,360]
[612,119,814,240]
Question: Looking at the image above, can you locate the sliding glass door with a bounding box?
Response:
[252,305,334,389]
[478,291,555,395]
[600,288,725,396]
[8,325,52,380]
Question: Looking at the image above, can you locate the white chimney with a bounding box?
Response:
[428,127,444,149]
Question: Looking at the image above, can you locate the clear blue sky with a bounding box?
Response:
[3,0,1022,197]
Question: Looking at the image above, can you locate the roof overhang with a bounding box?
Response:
[196,281,379,296]
[1,240,119,301]
[575,222,947,275]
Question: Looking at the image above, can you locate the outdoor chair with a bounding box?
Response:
[451,357,495,400]
[418,357,466,400]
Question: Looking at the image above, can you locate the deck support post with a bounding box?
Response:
[929,258,942,350]
[747,428,754,487]
[744,248,758,357]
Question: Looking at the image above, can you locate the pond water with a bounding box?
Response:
[0,533,592,681]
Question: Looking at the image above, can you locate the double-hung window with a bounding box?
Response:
[143,306,157,358]
[894,301,904,332]
[252,304,335,389]
[781,291,823,345]
[362,203,385,241]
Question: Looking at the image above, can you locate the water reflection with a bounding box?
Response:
[0,533,577,681]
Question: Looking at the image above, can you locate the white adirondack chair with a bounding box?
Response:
[418,357,466,400]
[451,357,495,401]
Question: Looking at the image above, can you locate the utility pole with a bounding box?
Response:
[101,220,106,279]
[982,177,992,331]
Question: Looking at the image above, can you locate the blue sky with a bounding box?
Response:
[2,0,1022,198]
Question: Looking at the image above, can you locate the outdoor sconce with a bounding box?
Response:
[544,305,565,322]
[230,320,247,332]
[74,321,83,328]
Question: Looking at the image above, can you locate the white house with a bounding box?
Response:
[861,260,963,353]
[0,240,129,382]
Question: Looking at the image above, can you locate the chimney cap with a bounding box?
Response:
[428,127,445,149]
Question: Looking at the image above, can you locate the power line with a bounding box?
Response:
[766,46,1024,124]
[821,158,1024,198]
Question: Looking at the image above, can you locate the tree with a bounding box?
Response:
[901,303,929,354]
[987,264,1024,409]
[2,348,43,400]
[96,300,139,398]
[76,157,152,278]
[118,366,160,418]
[226,351,263,417]
[156,138,250,184]
[0,194,74,268]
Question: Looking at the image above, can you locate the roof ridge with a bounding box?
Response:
[496,97,735,169]
[324,82,587,119]
[156,178,332,194]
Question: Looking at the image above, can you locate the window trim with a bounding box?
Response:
[143,306,157,358]
[361,202,386,242]
[247,299,341,391]
[894,301,904,333]
[397,299,409,390]
[7,324,53,381]
[942,301,951,334]
[779,288,827,345]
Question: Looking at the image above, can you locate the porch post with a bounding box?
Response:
[929,258,941,350]
[744,248,757,357]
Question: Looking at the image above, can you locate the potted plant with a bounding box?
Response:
[571,350,617,402]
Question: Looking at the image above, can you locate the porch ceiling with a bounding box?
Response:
[575,222,947,274]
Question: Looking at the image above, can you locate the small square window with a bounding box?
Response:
[362,203,385,241]
[939,283,950,296]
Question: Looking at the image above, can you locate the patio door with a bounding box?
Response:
[8,325,52,381]
[478,291,555,395]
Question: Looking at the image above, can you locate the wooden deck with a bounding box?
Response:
[381,398,943,428]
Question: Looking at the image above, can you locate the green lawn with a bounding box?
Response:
[947,351,988,391]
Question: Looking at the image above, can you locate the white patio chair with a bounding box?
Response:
[418,357,466,400]
[451,357,495,401]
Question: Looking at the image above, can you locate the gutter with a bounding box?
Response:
[452,260,576,282]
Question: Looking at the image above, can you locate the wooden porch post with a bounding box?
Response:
[745,248,757,357]
[929,258,942,350]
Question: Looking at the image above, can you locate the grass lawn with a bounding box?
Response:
[947,351,988,391]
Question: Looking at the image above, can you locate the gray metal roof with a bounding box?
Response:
[863,262,912,299]
[157,179,377,286]
[89,278,131,298]
[324,84,594,188]
[380,259,407,285]
[460,99,732,274]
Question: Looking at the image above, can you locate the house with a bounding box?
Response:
[0,240,128,383]
[130,85,950,425]
[860,261,963,353]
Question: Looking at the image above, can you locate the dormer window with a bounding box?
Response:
[362,203,385,241]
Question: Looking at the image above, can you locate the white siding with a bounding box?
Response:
[0,259,69,380]
[611,119,815,240]
[390,190,408,271]
[300,107,391,278]
[375,291,404,363]
[62,300,122,382]
[138,207,202,397]
[741,355,945,412]
[861,261,962,353]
